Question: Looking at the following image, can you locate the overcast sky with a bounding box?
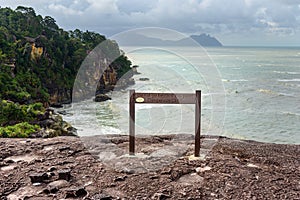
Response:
[1,0,300,46]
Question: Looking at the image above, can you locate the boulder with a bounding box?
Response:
[65,187,87,198]
[33,110,77,138]
[94,94,111,102]
[50,103,63,108]
[139,78,150,81]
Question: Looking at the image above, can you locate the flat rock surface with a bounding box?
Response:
[0,135,299,199]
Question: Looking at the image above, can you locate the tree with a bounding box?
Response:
[16,6,36,16]
[41,16,59,31]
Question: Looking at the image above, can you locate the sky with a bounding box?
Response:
[1,0,300,46]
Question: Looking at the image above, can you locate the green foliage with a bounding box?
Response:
[112,55,132,78]
[0,6,132,106]
[0,65,29,102]
[0,100,44,126]
[0,122,40,138]
[0,65,49,102]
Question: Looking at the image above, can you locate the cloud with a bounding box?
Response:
[48,3,83,15]
[116,0,157,14]
[85,0,119,14]
[1,0,300,45]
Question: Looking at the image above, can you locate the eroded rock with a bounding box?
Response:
[0,135,299,199]
[58,169,71,181]
[29,172,49,183]
[65,187,87,198]
[47,180,69,192]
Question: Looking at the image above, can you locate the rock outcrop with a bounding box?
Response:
[72,40,134,103]
[94,94,111,102]
[32,108,77,138]
[0,135,299,199]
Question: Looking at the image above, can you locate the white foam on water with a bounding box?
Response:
[222,79,248,82]
[278,79,300,82]
[281,112,300,116]
[278,93,295,97]
[274,71,300,75]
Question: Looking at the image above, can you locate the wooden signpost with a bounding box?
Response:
[129,90,201,157]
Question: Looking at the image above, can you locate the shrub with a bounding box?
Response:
[0,100,45,126]
[0,122,40,138]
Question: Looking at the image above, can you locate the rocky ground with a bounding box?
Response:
[0,134,299,200]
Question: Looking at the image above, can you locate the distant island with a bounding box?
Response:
[116,33,223,47]
[189,34,223,46]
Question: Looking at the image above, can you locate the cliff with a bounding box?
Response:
[0,6,133,137]
[0,6,133,106]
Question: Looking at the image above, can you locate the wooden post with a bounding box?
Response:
[194,90,201,157]
[129,90,135,155]
[129,90,201,157]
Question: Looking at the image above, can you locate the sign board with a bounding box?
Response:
[134,92,196,104]
[129,90,201,157]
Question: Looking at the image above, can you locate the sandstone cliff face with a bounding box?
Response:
[97,67,117,93]
[30,43,43,60]
[71,41,133,103]
[26,37,70,106]
[49,88,72,106]
[24,36,132,105]
[72,62,133,103]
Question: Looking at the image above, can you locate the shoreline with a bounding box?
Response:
[1,134,299,199]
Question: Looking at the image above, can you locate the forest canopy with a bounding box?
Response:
[0,6,132,105]
[0,6,132,137]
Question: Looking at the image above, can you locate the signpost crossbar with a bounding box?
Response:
[134,92,196,104]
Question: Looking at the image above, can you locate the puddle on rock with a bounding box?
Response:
[7,186,38,200]
[43,146,54,151]
[4,155,39,163]
[1,164,17,171]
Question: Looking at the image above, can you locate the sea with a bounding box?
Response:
[58,46,300,144]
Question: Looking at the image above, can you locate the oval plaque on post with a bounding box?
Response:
[136,97,144,103]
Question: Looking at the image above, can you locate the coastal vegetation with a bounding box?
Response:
[0,122,40,138]
[0,6,133,137]
[0,100,44,126]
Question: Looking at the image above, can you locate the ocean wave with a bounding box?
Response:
[100,125,123,135]
[278,93,295,97]
[281,112,300,116]
[278,79,300,82]
[287,72,300,75]
[257,89,296,98]
[274,71,300,75]
[273,71,285,74]
[222,79,248,82]
[257,89,277,95]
